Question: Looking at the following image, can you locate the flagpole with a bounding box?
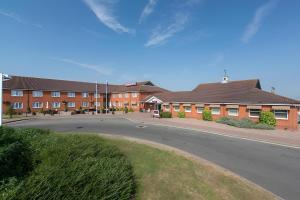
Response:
[95,81,98,115]
[105,80,108,114]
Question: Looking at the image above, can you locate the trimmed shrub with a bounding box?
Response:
[259,111,276,127]
[128,108,134,112]
[202,109,213,121]
[177,111,185,118]
[216,117,275,130]
[160,112,172,118]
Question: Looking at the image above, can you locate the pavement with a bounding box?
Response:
[7,115,300,200]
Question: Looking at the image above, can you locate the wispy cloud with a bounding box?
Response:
[83,0,134,34]
[139,0,158,24]
[53,57,113,76]
[145,13,189,47]
[241,0,279,44]
[0,10,43,29]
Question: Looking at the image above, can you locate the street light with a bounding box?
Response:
[0,73,12,126]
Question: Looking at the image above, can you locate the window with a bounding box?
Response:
[94,102,101,107]
[249,109,261,118]
[32,102,43,109]
[197,107,204,113]
[132,103,137,107]
[68,92,76,98]
[82,92,89,98]
[274,110,288,120]
[12,102,23,109]
[132,93,138,98]
[184,106,191,113]
[94,93,100,98]
[228,108,239,116]
[32,91,43,97]
[51,91,60,97]
[11,90,23,97]
[82,102,89,107]
[112,94,117,98]
[173,106,180,112]
[113,102,117,107]
[211,108,220,115]
[124,93,129,98]
[67,102,75,108]
[164,105,170,111]
[52,102,60,108]
[118,93,122,98]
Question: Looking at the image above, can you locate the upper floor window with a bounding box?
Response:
[82,102,89,107]
[273,110,288,120]
[12,102,23,109]
[67,102,75,108]
[67,92,76,98]
[211,107,220,115]
[52,102,60,108]
[51,91,60,97]
[94,93,100,98]
[132,93,138,98]
[11,90,23,97]
[118,93,122,98]
[32,102,43,109]
[82,92,89,98]
[32,91,43,97]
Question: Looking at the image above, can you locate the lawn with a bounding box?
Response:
[1,127,276,200]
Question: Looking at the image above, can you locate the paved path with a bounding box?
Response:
[9,117,300,200]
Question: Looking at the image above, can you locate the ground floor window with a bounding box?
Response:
[184,106,191,113]
[32,102,43,109]
[82,102,89,107]
[273,110,288,120]
[52,102,60,108]
[131,103,137,107]
[249,109,261,118]
[197,107,204,113]
[173,106,179,112]
[211,107,220,115]
[164,105,170,111]
[67,102,75,108]
[94,102,100,107]
[228,108,239,116]
[13,102,23,109]
[118,102,122,107]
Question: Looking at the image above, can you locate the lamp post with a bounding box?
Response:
[95,81,98,115]
[0,73,12,126]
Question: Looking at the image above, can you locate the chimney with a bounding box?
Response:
[221,69,229,84]
[271,87,276,94]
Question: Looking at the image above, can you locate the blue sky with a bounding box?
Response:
[0,0,299,99]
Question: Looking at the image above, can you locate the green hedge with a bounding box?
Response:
[177,111,186,118]
[216,117,275,130]
[259,111,276,126]
[0,127,135,200]
[202,109,213,121]
[160,112,172,118]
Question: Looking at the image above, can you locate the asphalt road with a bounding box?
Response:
[9,117,300,200]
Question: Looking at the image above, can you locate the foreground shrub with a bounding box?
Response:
[216,117,274,130]
[177,111,185,118]
[202,109,213,121]
[259,111,276,127]
[160,112,172,118]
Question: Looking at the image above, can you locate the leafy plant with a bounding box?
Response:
[216,117,274,130]
[160,112,172,118]
[5,102,15,118]
[259,111,276,127]
[177,111,185,118]
[202,109,213,121]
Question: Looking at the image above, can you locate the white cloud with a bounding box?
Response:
[83,0,134,34]
[145,13,189,47]
[241,0,279,44]
[139,0,158,24]
[0,10,43,29]
[53,58,113,76]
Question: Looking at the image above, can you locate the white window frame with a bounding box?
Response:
[52,102,60,108]
[32,90,43,97]
[82,102,89,107]
[228,108,239,117]
[118,102,122,107]
[249,109,261,118]
[164,105,170,111]
[11,90,23,97]
[82,92,89,98]
[132,93,138,98]
[196,107,204,113]
[12,102,23,109]
[94,102,101,107]
[67,102,75,108]
[118,93,123,98]
[211,107,220,115]
[124,93,129,98]
[173,106,180,112]
[67,92,76,98]
[32,102,43,109]
[184,106,191,113]
[273,110,289,120]
[94,93,100,98]
[51,91,60,98]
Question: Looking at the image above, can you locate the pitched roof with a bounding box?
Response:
[144,80,299,105]
[3,76,168,93]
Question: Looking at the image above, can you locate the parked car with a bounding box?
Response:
[152,110,160,118]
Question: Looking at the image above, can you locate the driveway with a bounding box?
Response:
[9,116,300,200]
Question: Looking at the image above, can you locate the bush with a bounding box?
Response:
[259,111,276,127]
[202,109,213,121]
[160,112,172,118]
[128,108,134,112]
[216,117,275,130]
[177,111,185,118]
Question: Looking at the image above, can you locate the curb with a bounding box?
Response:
[3,118,34,124]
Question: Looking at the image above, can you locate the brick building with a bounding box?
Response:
[2,75,300,130]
